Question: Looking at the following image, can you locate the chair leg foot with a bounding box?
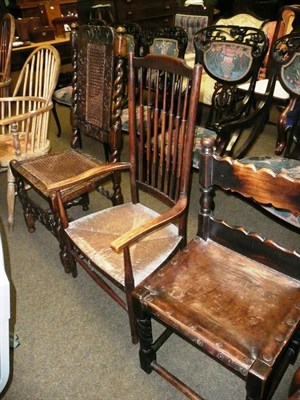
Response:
[60,247,77,277]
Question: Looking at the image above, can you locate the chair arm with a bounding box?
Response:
[0,97,50,126]
[46,162,131,192]
[110,196,188,253]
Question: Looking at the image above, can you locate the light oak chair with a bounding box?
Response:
[0,44,60,229]
[193,24,271,158]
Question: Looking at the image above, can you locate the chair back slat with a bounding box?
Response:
[128,53,201,206]
[271,32,300,157]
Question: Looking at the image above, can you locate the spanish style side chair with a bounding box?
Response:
[45,52,202,344]
[10,25,127,241]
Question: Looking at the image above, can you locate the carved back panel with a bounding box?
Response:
[72,24,115,144]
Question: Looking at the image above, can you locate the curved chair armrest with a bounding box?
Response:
[110,196,188,252]
[0,97,50,126]
[46,162,131,192]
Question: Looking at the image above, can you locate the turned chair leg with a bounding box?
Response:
[7,166,15,231]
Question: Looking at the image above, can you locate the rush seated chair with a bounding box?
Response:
[45,53,202,344]
[133,135,300,399]
[10,25,127,240]
[0,44,61,229]
[193,24,272,158]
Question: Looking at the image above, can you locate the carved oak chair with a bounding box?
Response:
[10,25,126,238]
[45,52,202,344]
[0,13,15,97]
[271,32,300,159]
[193,25,271,158]
[0,44,61,229]
[134,135,300,400]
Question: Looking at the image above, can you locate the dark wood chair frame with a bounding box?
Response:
[133,135,300,399]
[11,25,127,240]
[194,24,273,158]
[0,13,15,97]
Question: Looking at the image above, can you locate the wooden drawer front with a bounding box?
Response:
[117,3,175,22]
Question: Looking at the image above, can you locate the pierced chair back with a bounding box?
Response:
[46,53,202,344]
[128,53,200,207]
[268,4,300,66]
[215,11,266,28]
[271,32,300,159]
[140,26,188,58]
[194,24,271,157]
[133,135,300,400]
[0,13,15,97]
[0,45,60,154]
[10,25,127,237]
